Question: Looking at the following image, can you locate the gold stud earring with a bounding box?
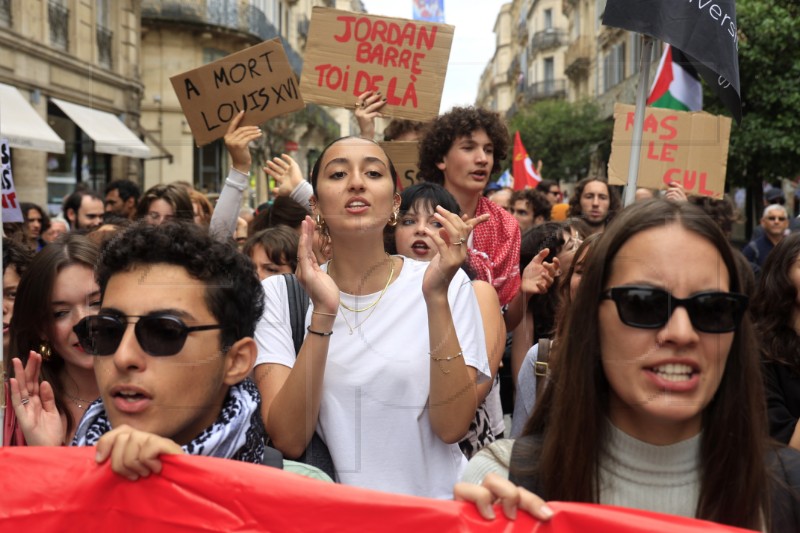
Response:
[38,341,52,361]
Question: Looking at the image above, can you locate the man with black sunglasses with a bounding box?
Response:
[743,204,789,271]
[10,222,280,477]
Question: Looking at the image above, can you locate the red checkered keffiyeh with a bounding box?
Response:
[469,197,521,306]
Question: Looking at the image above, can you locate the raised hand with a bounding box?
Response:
[453,473,554,522]
[9,352,64,446]
[664,180,688,203]
[224,110,262,174]
[95,424,184,481]
[422,207,489,297]
[296,216,340,314]
[264,153,304,197]
[355,90,387,140]
[520,249,560,295]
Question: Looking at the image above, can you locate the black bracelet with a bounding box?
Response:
[307,325,333,337]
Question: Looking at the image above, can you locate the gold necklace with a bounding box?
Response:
[331,253,395,313]
[339,298,382,335]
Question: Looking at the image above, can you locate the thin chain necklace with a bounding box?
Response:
[65,392,93,409]
[339,298,382,335]
[330,253,395,313]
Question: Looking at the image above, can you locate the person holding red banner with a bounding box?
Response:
[253,136,490,498]
[455,199,800,531]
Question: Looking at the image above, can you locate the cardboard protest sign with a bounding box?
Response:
[300,7,454,121]
[1,139,23,222]
[170,39,304,146]
[380,141,420,191]
[608,104,732,198]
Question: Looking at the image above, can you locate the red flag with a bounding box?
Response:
[512,131,541,190]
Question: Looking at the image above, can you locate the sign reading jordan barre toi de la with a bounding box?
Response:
[170,38,304,146]
[300,7,454,121]
[607,104,732,199]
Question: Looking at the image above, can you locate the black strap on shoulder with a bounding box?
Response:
[282,273,310,356]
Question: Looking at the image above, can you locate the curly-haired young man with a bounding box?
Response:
[418,107,521,309]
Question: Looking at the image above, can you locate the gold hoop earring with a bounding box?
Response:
[388,211,399,227]
[38,341,52,361]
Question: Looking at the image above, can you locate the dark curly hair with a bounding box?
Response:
[96,222,264,350]
[510,189,552,221]
[417,106,509,185]
[688,194,739,237]
[567,177,621,224]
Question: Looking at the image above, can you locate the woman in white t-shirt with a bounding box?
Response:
[253,136,490,498]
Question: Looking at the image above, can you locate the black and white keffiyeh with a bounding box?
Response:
[72,379,266,464]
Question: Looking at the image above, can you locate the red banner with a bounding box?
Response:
[0,447,749,532]
[512,131,541,191]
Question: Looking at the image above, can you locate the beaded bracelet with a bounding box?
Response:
[430,351,463,362]
[307,325,333,337]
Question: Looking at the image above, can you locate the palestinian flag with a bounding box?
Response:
[647,45,702,112]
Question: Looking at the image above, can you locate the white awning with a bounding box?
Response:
[52,98,150,159]
[0,83,65,153]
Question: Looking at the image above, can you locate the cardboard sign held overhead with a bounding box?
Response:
[300,7,454,121]
[608,104,732,199]
[1,139,24,223]
[380,141,421,191]
[170,39,305,147]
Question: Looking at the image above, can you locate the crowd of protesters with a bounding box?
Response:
[2,99,799,531]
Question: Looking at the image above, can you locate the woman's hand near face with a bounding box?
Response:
[264,154,304,197]
[95,424,184,481]
[520,249,560,295]
[355,90,387,140]
[422,207,489,298]
[296,216,340,314]
[453,473,554,522]
[9,352,64,446]
[224,111,262,174]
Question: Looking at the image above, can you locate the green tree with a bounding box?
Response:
[703,1,800,204]
[509,99,612,185]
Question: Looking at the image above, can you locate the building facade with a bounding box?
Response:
[140,0,345,205]
[0,0,147,213]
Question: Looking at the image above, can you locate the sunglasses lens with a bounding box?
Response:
[614,287,669,328]
[75,316,125,356]
[689,294,743,333]
[136,316,189,356]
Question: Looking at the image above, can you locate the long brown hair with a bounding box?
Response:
[752,233,800,370]
[7,234,100,438]
[519,199,769,530]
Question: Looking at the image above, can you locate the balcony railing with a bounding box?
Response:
[530,29,566,53]
[97,25,113,69]
[48,0,69,50]
[565,36,592,78]
[0,0,11,28]
[524,79,567,102]
[142,0,303,72]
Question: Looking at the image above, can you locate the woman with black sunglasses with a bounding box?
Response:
[455,199,800,531]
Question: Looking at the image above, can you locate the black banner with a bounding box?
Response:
[603,0,741,123]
